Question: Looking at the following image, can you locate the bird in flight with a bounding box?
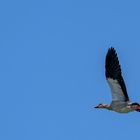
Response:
[95,47,140,113]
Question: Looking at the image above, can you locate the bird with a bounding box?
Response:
[95,47,140,113]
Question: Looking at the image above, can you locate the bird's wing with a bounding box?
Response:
[105,47,129,102]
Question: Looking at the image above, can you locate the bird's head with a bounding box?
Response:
[95,103,108,108]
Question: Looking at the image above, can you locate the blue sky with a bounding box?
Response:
[1,0,140,139]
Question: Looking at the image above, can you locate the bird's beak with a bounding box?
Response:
[94,106,99,108]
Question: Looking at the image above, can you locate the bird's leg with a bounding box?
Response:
[130,104,140,111]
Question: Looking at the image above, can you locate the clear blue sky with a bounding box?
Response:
[1,0,140,140]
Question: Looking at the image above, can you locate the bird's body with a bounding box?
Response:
[109,101,133,113]
[95,47,140,113]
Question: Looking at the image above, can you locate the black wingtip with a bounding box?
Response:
[107,47,116,54]
[105,47,120,79]
[110,46,115,49]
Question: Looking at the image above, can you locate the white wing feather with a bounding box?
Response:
[107,78,126,101]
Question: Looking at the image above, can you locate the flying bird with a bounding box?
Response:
[95,47,140,113]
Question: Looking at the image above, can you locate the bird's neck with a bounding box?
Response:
[102,104,112,110]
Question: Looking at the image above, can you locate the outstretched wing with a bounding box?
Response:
[105,47,129,102]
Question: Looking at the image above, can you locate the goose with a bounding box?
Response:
[95,47,140,113]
